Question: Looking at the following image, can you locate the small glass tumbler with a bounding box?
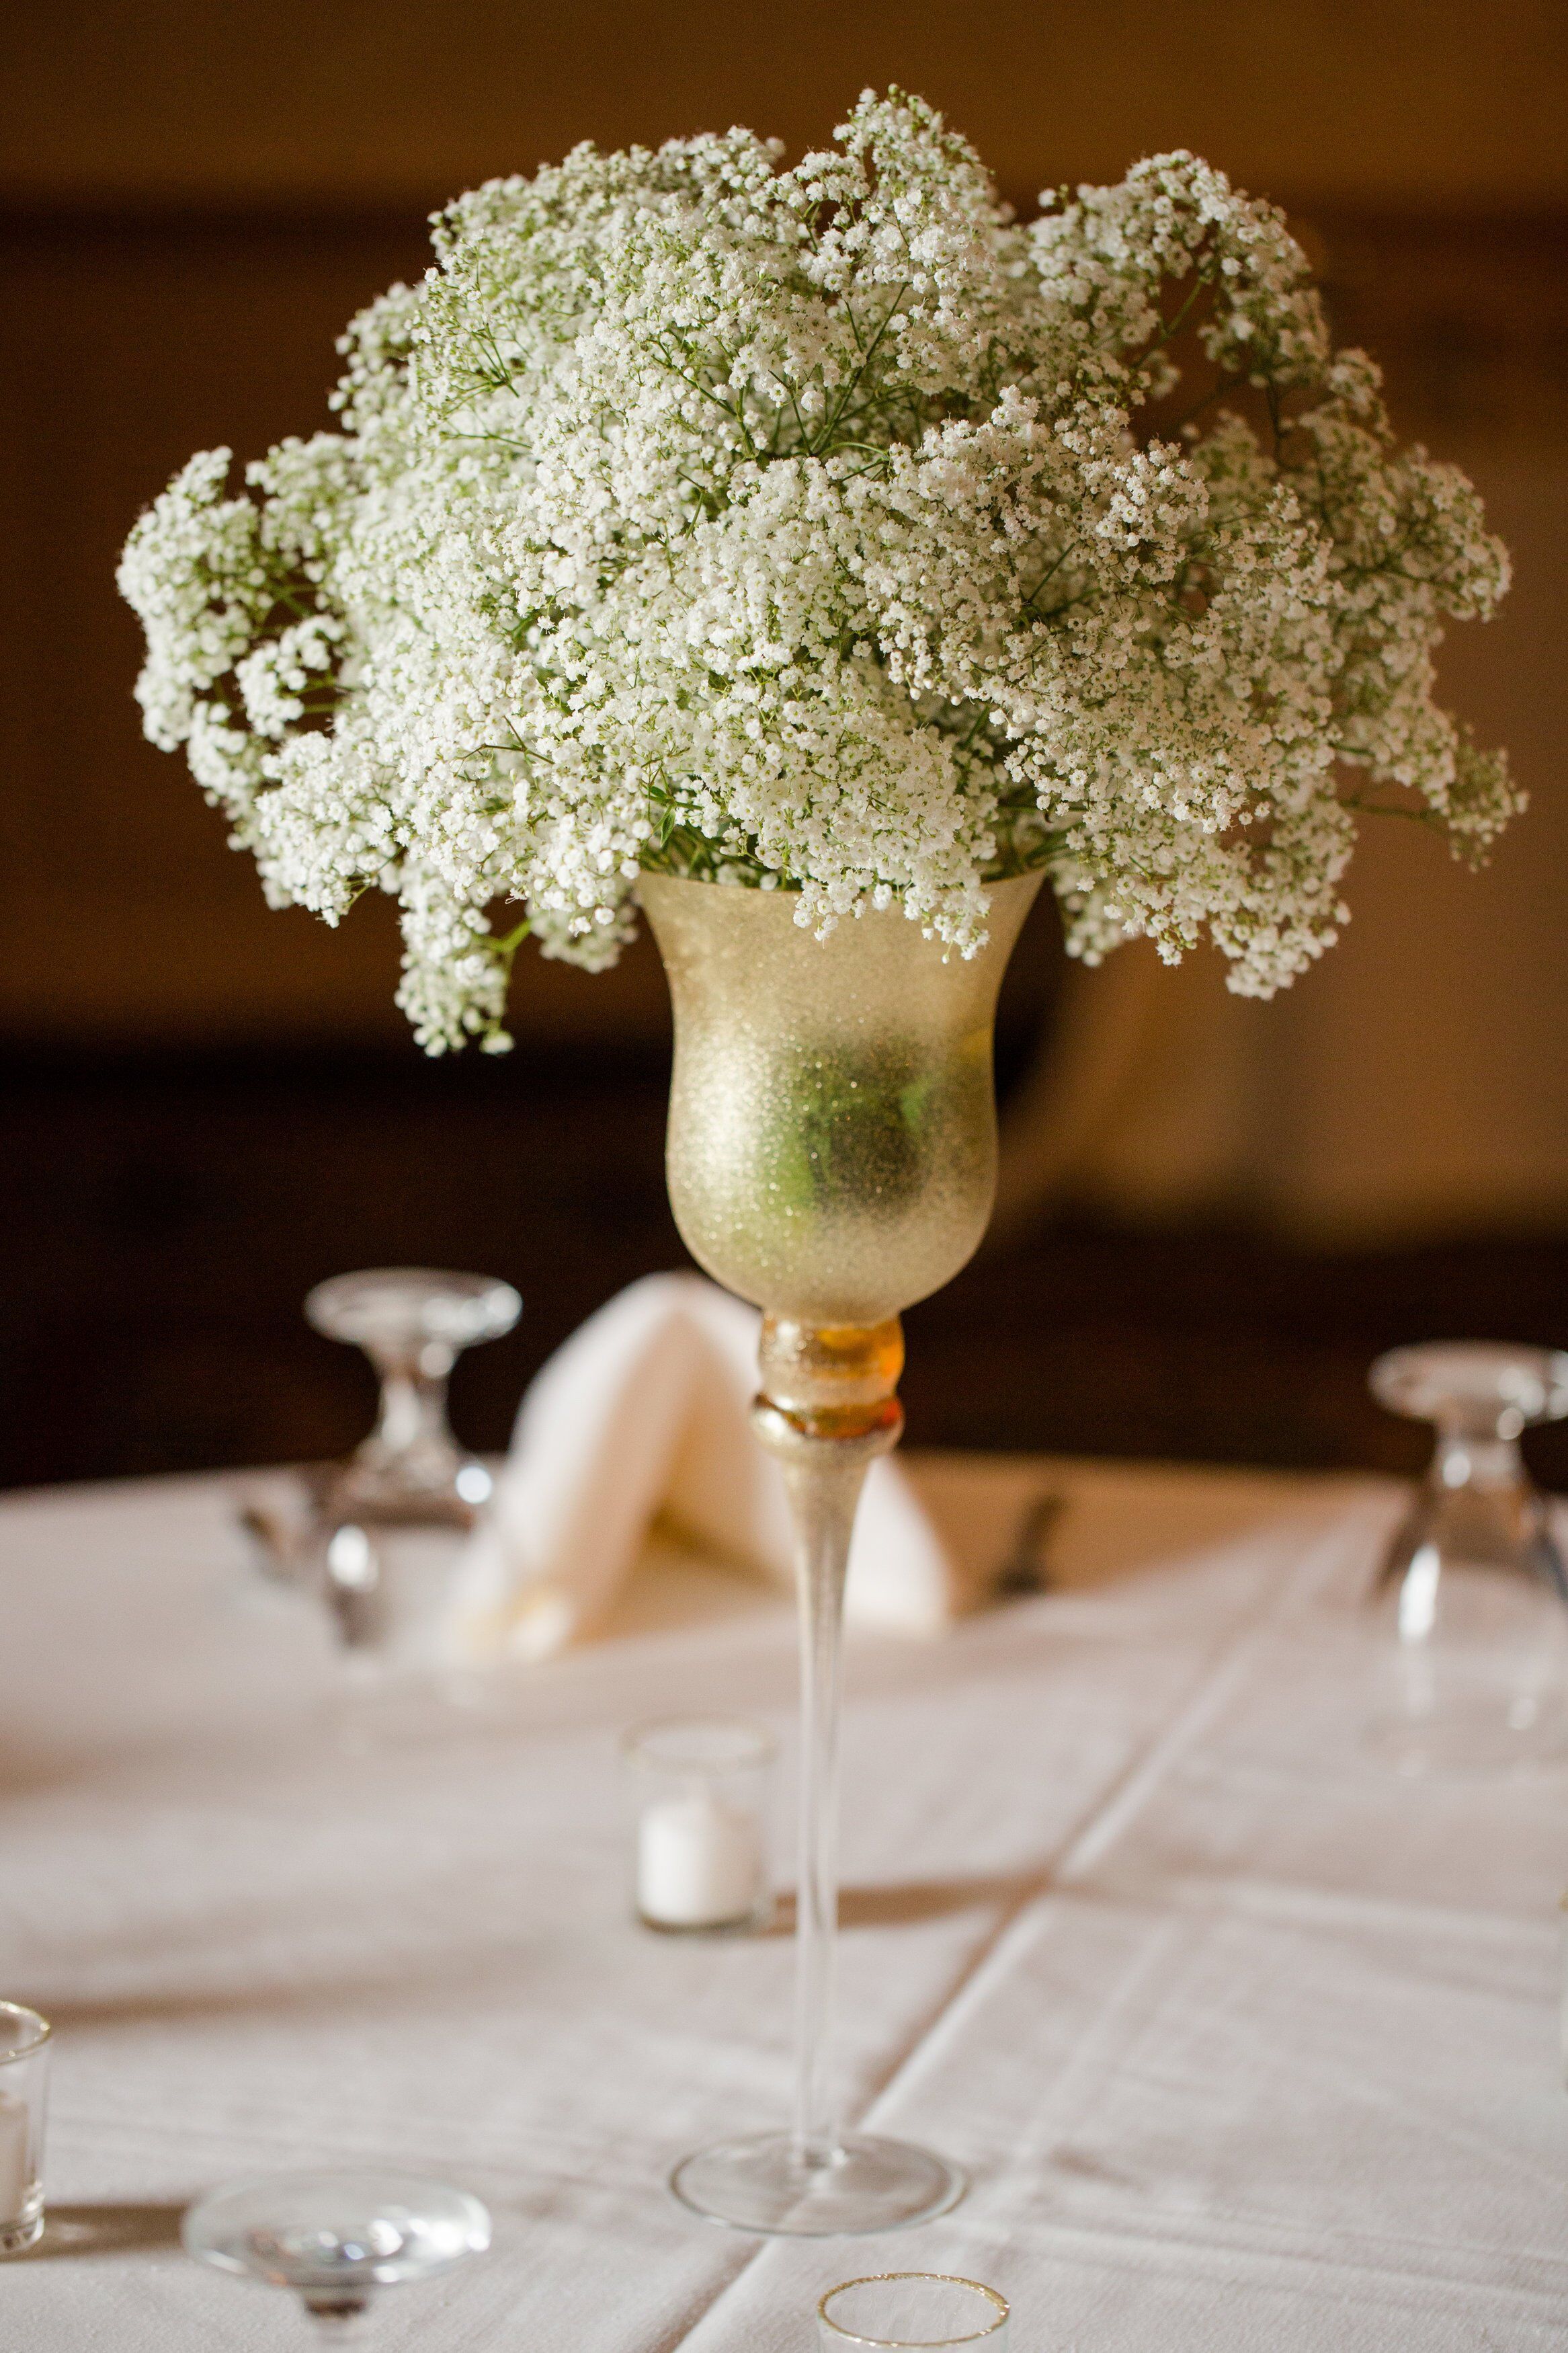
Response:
[623,1719,775,1935]
[0,2005,50,2256]
[819,2274,1010,2349]
[304,1268,521,1677]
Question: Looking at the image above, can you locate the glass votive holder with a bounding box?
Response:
[819,2274,1009,2350]
[622,1718,775,1935]
[0,2005,50,2255]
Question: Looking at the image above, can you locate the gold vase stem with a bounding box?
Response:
[752,1320,904,2173]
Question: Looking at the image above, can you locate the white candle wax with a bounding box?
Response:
[637,1790,765,1928]
[0,2091,33,2223]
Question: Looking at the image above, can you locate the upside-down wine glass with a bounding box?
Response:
[183,2169,491,2335]
[305,1269,521,1671]
[1367,1341,1568,1773]
[641,869,1040,2236]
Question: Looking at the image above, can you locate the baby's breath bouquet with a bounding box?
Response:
[121,91,1516,1053]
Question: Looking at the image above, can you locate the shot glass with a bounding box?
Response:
[622,1718,775,1933]
[819,2274,1010,2349]
[0,2005,50,2255]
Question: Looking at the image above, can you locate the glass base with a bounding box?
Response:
[1365,1689,1568,1776]
[0,2206,44,2256]
[669,2130,964,2237]
[1364,1644,1568,1776]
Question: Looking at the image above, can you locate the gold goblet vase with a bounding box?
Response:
[640,871,1041,2235]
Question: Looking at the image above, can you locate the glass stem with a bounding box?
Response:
[360,1344,460,1484]
[1432,1421,1523,1496]
[775,1436,872,2171]
[752,1315,904,2181]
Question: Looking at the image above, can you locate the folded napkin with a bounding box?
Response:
[448,1273,958,1662]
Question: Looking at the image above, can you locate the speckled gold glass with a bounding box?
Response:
[639,874,1040,1328]
[642,869,1042,2237]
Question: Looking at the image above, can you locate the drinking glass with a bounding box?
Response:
[183,2169,490,2334]
[1368,1341,1568,1773]
[624,1718,775,1934]
[304,1269,521,1672]
[819,2274,1010,2348]
[0,2004,50,2256]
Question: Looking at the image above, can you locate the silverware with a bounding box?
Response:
[993,1492,1062,1598]
[235,1499,312,1585]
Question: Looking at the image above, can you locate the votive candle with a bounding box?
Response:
[623,1719,774,1934]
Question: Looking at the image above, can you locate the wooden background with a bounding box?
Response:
[2,0,1565,1488]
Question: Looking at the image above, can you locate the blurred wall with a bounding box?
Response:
[5,0,1564,209]
[2,0,1564,1209]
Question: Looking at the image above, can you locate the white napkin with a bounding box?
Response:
[448,1273,959,1662]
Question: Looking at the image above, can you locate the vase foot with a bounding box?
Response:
[669,2130,964,2237]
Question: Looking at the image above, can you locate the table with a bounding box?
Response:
[1,1454,1565,2348]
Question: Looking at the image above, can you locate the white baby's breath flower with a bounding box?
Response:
[120,91,1516,1049]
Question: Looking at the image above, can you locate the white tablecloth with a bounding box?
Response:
[1,1455,1565,2348]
